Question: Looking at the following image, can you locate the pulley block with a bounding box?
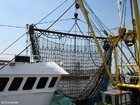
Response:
[75,3,79,9]
[118,28,126,37]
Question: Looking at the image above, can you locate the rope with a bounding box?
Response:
[36,18,73,25]
[0,24,25,29]
[72,33,123,103]
[72,46,112,103]
[0,33,26,54]
[83,0,114,36]
[35,0,68,25]
[0,2,75,70]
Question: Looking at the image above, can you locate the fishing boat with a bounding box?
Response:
[0,1,72,105]
[0,56,68,105]
[26,1,112,105]
[1,0,140,105]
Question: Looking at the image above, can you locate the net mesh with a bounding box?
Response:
[29,30,110,102]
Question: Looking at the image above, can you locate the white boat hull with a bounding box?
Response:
[0,62,69,105]
[0,92,54,105]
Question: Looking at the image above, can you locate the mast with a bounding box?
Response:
[132,0,140,60]
[77,0,140,89]
[132,0,140,86]
[118,0,122,27]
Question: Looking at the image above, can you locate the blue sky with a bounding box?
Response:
[0,0,137,56]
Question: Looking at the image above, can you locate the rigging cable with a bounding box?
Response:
[120,0,127,27]
[0,33,26,54]
[0,24,25,29]
[0,2,75,70]
[74,34,123,102]
[72,45,113,103]
[68,10,101,67]
[120,36,123,83]
[0,1,69,54]
[85,4,105,37]
[36,18,73,25]
[83,0,114,36]
[96,2,117,12]
[123,0,127,28]
[121,1,139,66]
[130,0,135,30]
[35,0,68,25]
[43,2,75,30]
[122,38,139,66]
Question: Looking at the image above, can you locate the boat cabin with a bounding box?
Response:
[0,56,69,105]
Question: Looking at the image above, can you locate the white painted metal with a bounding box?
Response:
[0,62,69,75]
[0,62,69,105]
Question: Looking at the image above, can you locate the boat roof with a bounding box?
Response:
[0,62,69,75]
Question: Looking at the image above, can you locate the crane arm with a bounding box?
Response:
[77,0,114,84]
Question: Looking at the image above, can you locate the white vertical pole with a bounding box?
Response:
[26,24,29,56]
[118,0,123,27]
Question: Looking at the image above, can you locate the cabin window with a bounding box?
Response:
[23,77,36,90]
[9,77,23,91]
[36,77,48,89]
[49,77,58,88]
[0,78,9,92]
